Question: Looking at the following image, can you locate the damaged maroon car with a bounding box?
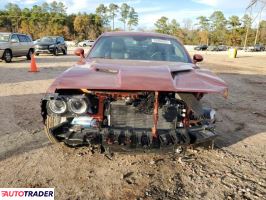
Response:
[41,32,228,152]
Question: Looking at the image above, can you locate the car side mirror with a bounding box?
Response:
[11,39,18,43]
[193,54,203,63]
[75,48,85,59]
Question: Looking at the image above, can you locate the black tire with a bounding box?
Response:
[3,49,12,63]
[35,53,39,56]
[53,48,59,56]
[83,44,86,47]
[44,115,61,144]
[26,49,34,60]
[63,48,67,55]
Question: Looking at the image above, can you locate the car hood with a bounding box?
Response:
[47,59,228,97]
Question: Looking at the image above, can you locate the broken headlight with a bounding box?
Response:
[67,97,88,115]
[47,99,67,114]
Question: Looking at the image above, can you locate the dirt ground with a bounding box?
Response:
[0,49,265,200]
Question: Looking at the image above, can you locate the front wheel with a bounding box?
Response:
[44,116,61,144]
[26,49,34,60]
[62,49,67,55]
[3,50,12,63]
[53,48,59,56]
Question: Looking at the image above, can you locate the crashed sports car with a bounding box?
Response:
[41,32,228,152]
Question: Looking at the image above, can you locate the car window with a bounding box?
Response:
[89,36,190,63]
[18,35,28,42]
[40,37,56,43]
[26,36,32,42]
[11,34,19,42]
[57,37,63,43]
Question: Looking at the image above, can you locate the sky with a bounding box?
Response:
[0,0,264,29]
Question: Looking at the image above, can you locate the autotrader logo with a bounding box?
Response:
[0,188,54,200]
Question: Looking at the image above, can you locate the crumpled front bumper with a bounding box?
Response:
[49,120,218,151]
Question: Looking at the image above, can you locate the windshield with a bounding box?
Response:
[39,37,56,43]
[0,33,10,42]
[89,36,190,63]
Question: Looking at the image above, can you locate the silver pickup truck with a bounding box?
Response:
[0,32,34,63]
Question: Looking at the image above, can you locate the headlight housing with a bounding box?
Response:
[67,97,88,115]
[47,99,67,114]
[49,45,55,48]
[46,95,89,115]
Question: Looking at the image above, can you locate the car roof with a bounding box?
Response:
[102,31,177,40]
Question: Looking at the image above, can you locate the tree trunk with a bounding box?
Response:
[254,5,264,45]
[112,15,115,31]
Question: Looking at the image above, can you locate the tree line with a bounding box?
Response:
[96,3,138,31]
[0,1,265,46]
[0,1,138,41]
[155,11,266,46]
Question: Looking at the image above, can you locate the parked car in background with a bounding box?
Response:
[35,36,67,56]
[194,44,208,51]
[254,44,265,51]
[245,44,265,52]
[245,46,255,52]
[33,39,40,44]
[65,40,77,47]
[217,45,228,51]
[207,45,219,51]
[0,32,34,63]
[78,40,95,47]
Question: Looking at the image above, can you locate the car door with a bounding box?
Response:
[59,37,65,52]
[17,35,29,55]
[10,34,21,56]
[61,37,66,51]
[58,37,63,52]
[56,37,62,52]
[26,35,34,51]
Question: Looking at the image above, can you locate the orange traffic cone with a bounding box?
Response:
[29,53,39,72]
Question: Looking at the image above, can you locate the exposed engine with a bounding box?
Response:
[41,90,217,151]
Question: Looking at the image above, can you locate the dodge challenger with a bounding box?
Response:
[41,32,228,152]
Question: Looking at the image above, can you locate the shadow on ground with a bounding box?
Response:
[0,94,50,161]
[202,73,266,148]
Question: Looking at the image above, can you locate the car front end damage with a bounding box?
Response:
[41,59,228,152]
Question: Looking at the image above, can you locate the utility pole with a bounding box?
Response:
[254,5,265,45]
[244,7,252,49]
[245,0,266,47]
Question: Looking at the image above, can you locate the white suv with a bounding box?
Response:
[78,40,94,47]
[0,32,34,63]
